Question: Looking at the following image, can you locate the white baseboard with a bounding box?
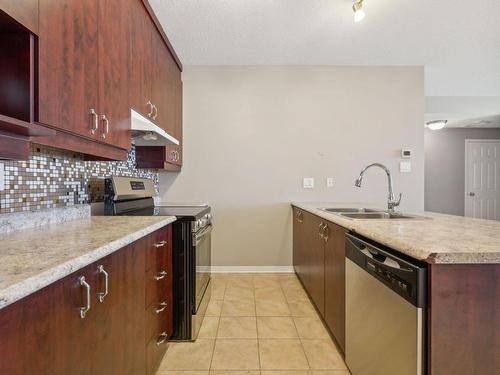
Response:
[210,266,295,273]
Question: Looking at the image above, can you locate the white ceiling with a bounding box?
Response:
[149,0,500,97]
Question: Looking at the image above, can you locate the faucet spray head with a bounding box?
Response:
[355,176,362,187]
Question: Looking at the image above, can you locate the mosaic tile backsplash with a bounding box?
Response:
[0,145,158,214]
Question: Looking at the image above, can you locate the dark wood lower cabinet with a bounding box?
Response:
[0,224,172,374]
[428,263,500,375]
[324,222,347,353]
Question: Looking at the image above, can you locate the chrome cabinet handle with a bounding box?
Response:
[155,271,167,280]
[90,109,99,134]
[296,210,303,223]
[156,332,168,346]
[175,151,180,162]
[155,301,168,314]
[96,265,109,303]
[155,240,167,248]
[323,224,329,243]
[147,100,154,118]
[318,222,324,238]
[152,105,158,120]
[101,115,109,139]
[79,276,91,319]
[170,151,176,162]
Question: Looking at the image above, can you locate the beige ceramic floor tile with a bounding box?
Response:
[254,287,286,301]
[224,287,255,302]
[257,317,298,338]
[159,339,215,370]
[258,339,309,370]
[261,371,312,375]
[224,274,255,289]
[206,300,224,316]
[293,317,330,339]
[198,317,220,338]
[210,371,260,375]
[301,339,348,370]
[256,299,291,316]
[288,301,318,317]
[211,339,260,370]
[221,299,256,316]
[211,284,226,300]
[217,317,257,338]
[311,371,351,374]
[158,372,209,375]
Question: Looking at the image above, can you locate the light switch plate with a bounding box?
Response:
[0,163,4,191]
[400,161,411,173]
[326,177,334,188]
[303,177,314,189]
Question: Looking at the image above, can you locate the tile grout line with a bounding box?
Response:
[253,273,263,373]
[208,279,225,371]
[281,275,313,373]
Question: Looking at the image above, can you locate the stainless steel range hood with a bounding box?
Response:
[131,109,179,146]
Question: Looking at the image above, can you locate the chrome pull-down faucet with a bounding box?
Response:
[355,163,402,212]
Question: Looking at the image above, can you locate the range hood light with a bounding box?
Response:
[426,120,448,130]
[353,0,366,22]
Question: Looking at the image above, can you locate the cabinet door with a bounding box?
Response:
[293,208,306,283]
[0,265,95,374]
[324,222,347,352]
[302,211,325,316]
[38,0,99,139]
[0,0,38,33]
[166,75,183,166]
[92,241,146,374]
[128,0,153,118]
[97,0,131,150]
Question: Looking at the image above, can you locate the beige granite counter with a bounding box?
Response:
[292,202,500,264]
[0,216,176,310]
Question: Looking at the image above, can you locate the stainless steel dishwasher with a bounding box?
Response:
[345,233,427,375]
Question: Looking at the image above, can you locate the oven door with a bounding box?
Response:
[192,224,212,313]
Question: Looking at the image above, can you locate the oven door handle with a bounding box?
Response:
[194,225,213,246]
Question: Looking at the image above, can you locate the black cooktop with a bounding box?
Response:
[120,205,210,221]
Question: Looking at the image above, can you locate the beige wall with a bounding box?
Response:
[159,66,424,267]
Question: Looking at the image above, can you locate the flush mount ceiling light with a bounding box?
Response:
[352,0,366,22]
[426,120,448,130]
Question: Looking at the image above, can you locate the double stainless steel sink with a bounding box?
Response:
[319,207,426,220]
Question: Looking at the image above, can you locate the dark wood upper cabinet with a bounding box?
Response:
[129,0,153,118]
[0,0,38,33]
[324,221,347,353]
[97,0,132,150]
[38,0,100,140]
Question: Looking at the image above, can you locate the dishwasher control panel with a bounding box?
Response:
[366,260,411,297]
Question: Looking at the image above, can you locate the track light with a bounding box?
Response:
[352,0,365,22]
[426,120,448,130]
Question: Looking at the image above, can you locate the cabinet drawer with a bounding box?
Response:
[145,271,170,308]
[146,226,172,272]
[146,331,169,375]
[146,300,171,342]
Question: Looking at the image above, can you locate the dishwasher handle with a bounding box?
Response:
[346,236,411,271]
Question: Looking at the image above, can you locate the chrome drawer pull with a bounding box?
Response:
[155,301,168,314]
[96,265,109,303]
[154,240,167,248]
[79,276,91,319]
[155,271,167,280]
[101,115,109,139]
[156,332,168,346]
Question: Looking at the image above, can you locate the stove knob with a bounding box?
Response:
[197,219,203,229]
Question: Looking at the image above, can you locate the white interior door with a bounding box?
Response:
[465,140,500,220]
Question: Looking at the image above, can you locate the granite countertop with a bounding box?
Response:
[0,216,176,310]
[292,202,500,265]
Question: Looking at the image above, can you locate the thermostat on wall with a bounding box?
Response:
[401,149,412,159]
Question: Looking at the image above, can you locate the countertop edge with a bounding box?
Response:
[291,203,500,265]
[0,216,176,310]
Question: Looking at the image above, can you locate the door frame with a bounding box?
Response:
[464,139,500,218]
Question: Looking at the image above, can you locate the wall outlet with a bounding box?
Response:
[400,161,411,173]
[303,177,314,189]
[0,163,4,191]
[326,177,334,188]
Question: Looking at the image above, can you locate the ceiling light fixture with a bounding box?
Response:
[426,120,448,130]
[352,0,366,22]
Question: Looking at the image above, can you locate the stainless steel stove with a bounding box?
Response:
[94,176,212,341]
